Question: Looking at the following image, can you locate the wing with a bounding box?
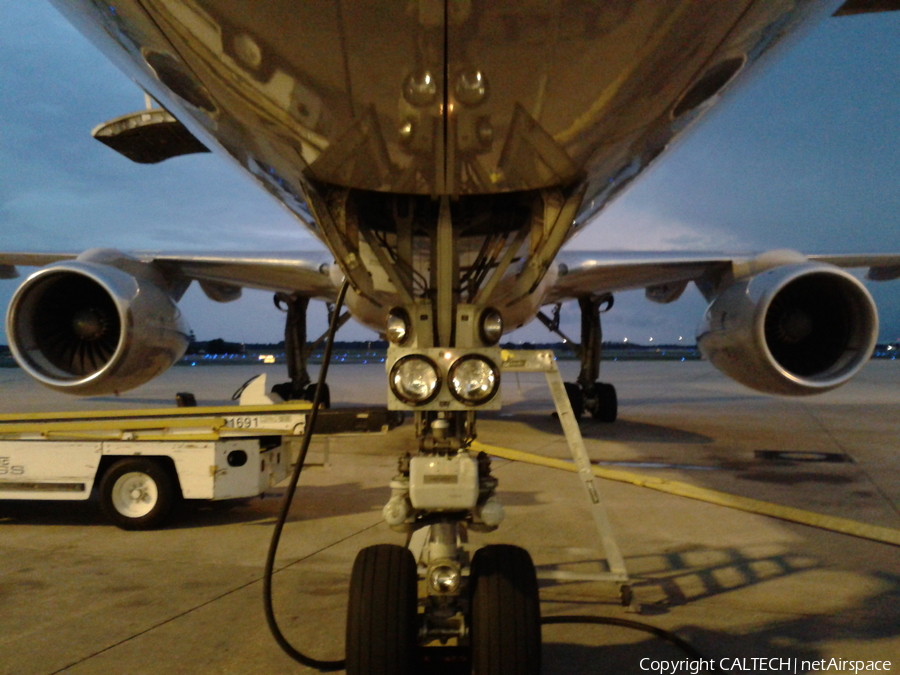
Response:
[146,251,336,300]
[548,250,900,304]
[833,0,900,16]
[0,253,77,278]
[0,250,336,301]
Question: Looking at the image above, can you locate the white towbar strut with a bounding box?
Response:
[494,349,632,603]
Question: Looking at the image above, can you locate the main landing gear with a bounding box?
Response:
[538,295,618,423]
[271,293,349,406]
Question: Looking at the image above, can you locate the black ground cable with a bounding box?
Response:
[263,280,349,672]
[541,615,706,660]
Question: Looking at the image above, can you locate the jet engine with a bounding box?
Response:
[6,260,190,396]
[697,263,878,396]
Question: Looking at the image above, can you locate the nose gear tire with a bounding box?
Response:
[346,544,419,675]
[469,544,541,675]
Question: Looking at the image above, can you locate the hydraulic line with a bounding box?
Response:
[263,280,349,672]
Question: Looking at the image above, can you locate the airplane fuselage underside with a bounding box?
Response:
[42,1,852,669]
[51,0,836,342]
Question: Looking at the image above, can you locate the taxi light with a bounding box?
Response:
[479,308,503,345]
[428,563,461,594]
[386,308,410,345]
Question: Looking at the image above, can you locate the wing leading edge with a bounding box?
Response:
[548,250,900,304]
[0,251,336,301]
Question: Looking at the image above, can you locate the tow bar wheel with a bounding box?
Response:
[346,544,419,675]
[470,544,541,675]
[99,457,178,530]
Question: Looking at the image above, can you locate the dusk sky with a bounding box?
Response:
[1,3,898,346]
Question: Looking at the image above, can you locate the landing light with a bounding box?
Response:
[390,355,440,405]
[448,355,499,406]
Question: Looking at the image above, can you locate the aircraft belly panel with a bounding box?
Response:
[50,0,835,216]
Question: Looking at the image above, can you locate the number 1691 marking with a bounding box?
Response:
[226,417,259,429]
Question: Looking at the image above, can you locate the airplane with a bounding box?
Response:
[2,1,900,673]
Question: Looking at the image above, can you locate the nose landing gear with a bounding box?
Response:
[346,525,542,675]
[346,349,636,674]
[348,402,542,675]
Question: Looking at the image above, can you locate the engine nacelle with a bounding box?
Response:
[7,260,190,396]
[697,263,878,396]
